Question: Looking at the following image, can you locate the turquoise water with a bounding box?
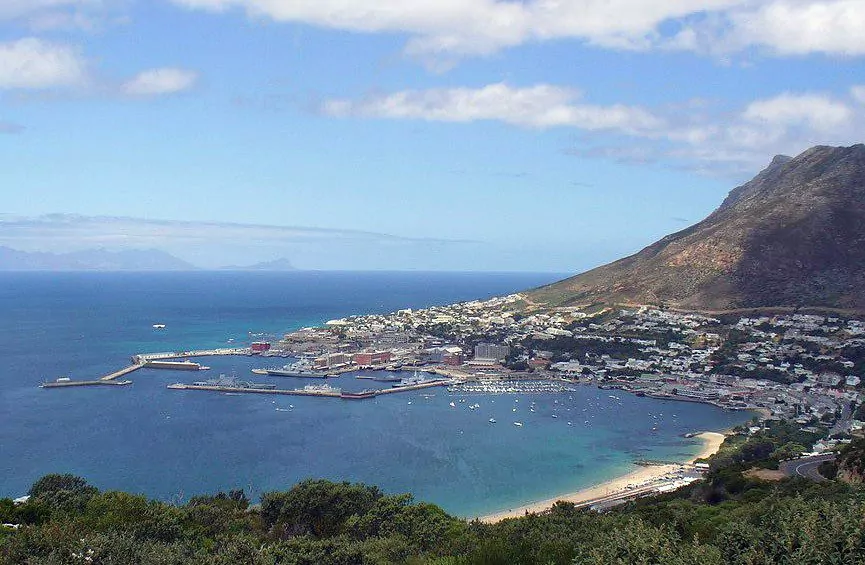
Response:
[0,272,750,517]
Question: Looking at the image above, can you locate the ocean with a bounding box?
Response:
[0,271,751,517]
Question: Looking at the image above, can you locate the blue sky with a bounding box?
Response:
[1,1,864,270]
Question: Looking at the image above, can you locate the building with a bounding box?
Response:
[313,352,353,369]
[352,351,393,366]
[442,351,464,366]
[251,342,271,352]
[528,358,551,370]
[424,346,463,365]
[474,343,510,362]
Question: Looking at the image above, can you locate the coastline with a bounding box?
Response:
[477,431,726,523]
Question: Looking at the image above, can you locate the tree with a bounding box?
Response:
[28,474,95,498]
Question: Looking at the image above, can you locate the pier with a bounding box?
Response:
[40,379,133,389]
[167,383,343,397]
[166,379,450,399]
[132,348,251,363]
[100,363,145,381]
[42,352,218,390]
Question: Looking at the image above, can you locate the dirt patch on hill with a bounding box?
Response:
[744,468,786,481]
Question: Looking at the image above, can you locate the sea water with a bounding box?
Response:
[0,272,750,517]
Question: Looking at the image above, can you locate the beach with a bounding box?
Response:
[478,431,726,522]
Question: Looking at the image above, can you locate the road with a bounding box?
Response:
[779,454,836,482]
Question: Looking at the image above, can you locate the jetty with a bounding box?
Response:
[101,363,145,381]
[40,379,133,389]
[132,348,250,363]
[167,379,450,399]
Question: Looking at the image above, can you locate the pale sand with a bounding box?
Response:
[477,431,726,523]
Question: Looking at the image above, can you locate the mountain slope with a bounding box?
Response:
[531,144,865,311]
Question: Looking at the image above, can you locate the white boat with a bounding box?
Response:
[449,401,456,407]
[489,418,496,423]
[513,422,523,427]
[152,324,166,329]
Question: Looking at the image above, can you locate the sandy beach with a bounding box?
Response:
[478,431,726,522]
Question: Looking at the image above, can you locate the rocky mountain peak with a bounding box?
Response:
[530,144,865,312]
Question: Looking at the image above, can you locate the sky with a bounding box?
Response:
[1,1,864,271]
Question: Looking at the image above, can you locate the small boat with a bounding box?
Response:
[489,418,496,424]
[152,324,166,329]
[513,422,523,427]
[449,401,456,407]
[551,414,558,418]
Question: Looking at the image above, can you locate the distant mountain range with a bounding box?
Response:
[0,247,298,272]
[0,247,196,271]
[220,258,296,271]
[531,144,865,312]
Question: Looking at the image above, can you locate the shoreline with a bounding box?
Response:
[476,431,726,523]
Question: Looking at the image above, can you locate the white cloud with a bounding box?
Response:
[121,68,199,96]
[728,1,865,56]
[323,82,865,177]
[743,93,852,131]
[0,1,122,32]
[851,85,865,104]
[170,0,865,60]
[0,1,92,21]
[0,38,86,89]
[323,83,663,134]
[170,0,745,57]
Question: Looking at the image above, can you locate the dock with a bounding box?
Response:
[132,348,251,363]
[143,360,207,371]
[42,355,212,390]
[41,379,132,389]
[167,383,343,397]
[166,379,450,399]
[100,363,145,381]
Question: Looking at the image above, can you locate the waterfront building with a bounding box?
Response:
[353,350,393,365]
[474,343,510,362]
[314,352,353,369]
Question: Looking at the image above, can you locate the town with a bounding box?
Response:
[261,293,864,451]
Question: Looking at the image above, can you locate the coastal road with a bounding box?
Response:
[779,454,835,482]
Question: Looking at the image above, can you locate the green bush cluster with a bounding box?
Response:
[3,431,865,565]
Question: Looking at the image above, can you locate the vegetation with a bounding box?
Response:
[3,429,865,564]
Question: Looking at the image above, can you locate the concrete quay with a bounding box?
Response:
[41,379,132,389]
[166,379,450,399]
[132,348,251,363]
[100,363,145,381]
[167,383,342,398]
